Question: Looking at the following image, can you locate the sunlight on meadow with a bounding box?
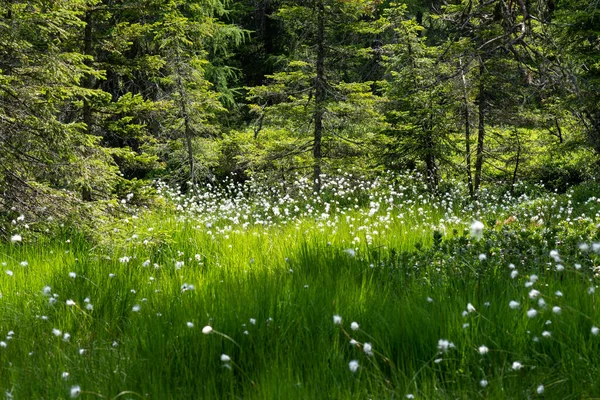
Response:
[2,173,600,398]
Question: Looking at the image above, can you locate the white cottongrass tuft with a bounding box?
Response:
[478,253,487,261]
[363,342,373,356]
[349,339,358,346]
[0,341,6,348]
[438,339,455,352]
[343,248,356,257]
[537,384,545,394]
[66,299,76,307]
[510,270,518,279]
[348,360,359,372]
[202,326,213,334]
[470,220,484,240]
[528,289,541,299]
[478,345,489,355]
[467,303,476,313]
[69,272,76,278]
[511,361,523,371]
[350,322,359,331]
[552,306,561,314]
[480,379,488,388]
[592,326,599,335]
[221,354,231,362]
[509,300,520,309]
[70,385,81,398]
[62,372,69,380]
[132,305,140,312]
[52,328,62,337]
[333,315,342,325]
[542,331,551,338]
[527,309,538,318]
[10,235,22,243]
[186,322,194,328]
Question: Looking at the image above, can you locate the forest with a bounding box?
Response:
[3,1,600,399]
[1,0,600,233]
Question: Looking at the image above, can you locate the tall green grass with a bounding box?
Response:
[2,180,600,399]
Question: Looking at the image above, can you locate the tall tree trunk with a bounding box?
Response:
[81,10,94,201]
[460,58,474,198]
[313,0,325,194]
[83,10,93,135]
[512,129,521,187]
[474,58,485,195]
[175,48,196,187]
[424,132,438,192]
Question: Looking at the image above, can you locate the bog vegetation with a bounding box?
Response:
[2,0,600,398]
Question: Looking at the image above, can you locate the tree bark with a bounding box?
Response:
[313,0,325,194]
[460,58,474,198]
[474,57,485,195]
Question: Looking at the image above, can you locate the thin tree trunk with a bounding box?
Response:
[460,58,474,198]
[174,48,196,187]
[313,0,325,194]
[83,11,93,135]
[512,129,521,187]
[474,58,485,195]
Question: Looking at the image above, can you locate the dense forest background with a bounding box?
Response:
[1,0,600,235]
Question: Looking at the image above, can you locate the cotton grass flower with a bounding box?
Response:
[470,220,484,240]
[351,322,359,331]
[479,379,488,387]
[132,305,140,312]
[333,315,342,325]
[592,326,599,335]
[221,354,231,362]
[348,360,359,372]
[437,339,455,352]
[527,309,538,318]
[552,306,561,314]
[510,270,518,279]
[467,303,476,313]
[542,330,551,337]
[202,326,213,334]
[509,300,520,309]
[537,384,545,394]
[10,235,21,243]
[478,345,489,355]
[186,322,194,328]
[70,385,81,398]
[363,342,373,356]
[511,361,523,370]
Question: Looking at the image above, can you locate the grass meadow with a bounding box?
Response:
[2,173,600,399]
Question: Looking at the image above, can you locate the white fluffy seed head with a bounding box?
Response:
[333,315,342,325]
[202,326,213,334]
[348,360,359,372]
